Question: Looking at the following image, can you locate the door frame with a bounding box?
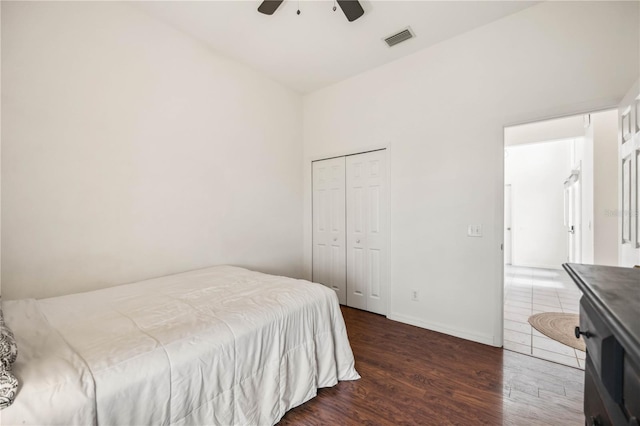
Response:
[504,184,513,265]
[501,106,616,348]
[565,163,582,263]
[310,145,391,315]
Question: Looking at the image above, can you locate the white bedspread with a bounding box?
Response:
[1,266,359,425]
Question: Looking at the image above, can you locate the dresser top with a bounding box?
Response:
[563,263,640,363]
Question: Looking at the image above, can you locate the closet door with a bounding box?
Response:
[312,157,346,304]
[346,150,387,315]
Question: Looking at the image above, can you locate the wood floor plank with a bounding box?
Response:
[278,306,584,425]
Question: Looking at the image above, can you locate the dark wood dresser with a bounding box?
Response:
[563,264,640,426]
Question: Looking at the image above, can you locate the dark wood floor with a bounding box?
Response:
[279,306,584,425]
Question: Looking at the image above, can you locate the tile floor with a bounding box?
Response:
[504,265,585,369]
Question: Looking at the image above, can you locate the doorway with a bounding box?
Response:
[502,110,618,369]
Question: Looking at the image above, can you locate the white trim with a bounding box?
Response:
[635,96,640,133]
[502,99,620,129]
[505,136,580,149]
[387,312,498,347]
[622,154,632,244]
[510,262,564,270]
[307,144,389,163]
[636,149,640,249]
[622,106,633,142]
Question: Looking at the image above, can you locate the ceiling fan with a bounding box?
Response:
[258,0,365,22]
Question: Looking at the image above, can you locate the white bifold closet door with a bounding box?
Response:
[312,157,347,304]
[312,150,387,315]
[345,150,387,315]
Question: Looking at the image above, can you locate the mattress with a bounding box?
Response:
[0,265,360,425]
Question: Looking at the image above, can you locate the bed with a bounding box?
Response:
[0,265,360,425]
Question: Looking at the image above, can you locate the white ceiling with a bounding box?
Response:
[135,1,539,93]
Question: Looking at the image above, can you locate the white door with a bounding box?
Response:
[346,150,387,315]
[504,185,512,265]
[618,93,639,267]
[566,180,582,263]
[312,157,346,304]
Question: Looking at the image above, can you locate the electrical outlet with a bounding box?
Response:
[411,289,419,301]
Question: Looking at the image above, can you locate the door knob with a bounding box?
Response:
[333,237,337,241]
[356,239,361,244]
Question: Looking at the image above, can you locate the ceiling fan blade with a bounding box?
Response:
[336,0,364,22]
[258,0,284,15]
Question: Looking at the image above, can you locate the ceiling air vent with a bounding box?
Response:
[384,27,415,47]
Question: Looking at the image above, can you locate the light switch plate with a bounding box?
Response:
[467,224,483,237]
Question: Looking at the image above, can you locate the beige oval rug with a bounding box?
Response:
[528,312,586,352]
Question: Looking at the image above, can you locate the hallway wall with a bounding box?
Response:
[505,140,573,269]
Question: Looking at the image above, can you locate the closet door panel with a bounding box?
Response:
[346,150,387,314]
[312,158,346,304]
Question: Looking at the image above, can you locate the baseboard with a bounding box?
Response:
[510,262,563,270]
[387,313,499,347]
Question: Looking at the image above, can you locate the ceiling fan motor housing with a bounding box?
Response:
[258,0,364,22]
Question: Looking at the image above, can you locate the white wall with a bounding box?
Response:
[505,115,585,147]
[590,110,619,266]
[1,2,303,300]
[572,135,594,265]
[505,141,572,269]
[303,1,639,346]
